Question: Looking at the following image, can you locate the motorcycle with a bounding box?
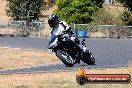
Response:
[50,32,95,67]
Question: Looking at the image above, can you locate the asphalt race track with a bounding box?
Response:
[0,37,132,74]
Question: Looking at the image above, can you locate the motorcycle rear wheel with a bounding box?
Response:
[82,50,95,65]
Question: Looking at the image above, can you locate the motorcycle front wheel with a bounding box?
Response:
[56,50,74,67]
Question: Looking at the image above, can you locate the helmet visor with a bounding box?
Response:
[48,20,57,27]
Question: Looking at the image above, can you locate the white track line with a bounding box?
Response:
[0,46,46,52]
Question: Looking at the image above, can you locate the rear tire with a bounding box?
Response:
[56,50,74,67]
[82,50,95,65]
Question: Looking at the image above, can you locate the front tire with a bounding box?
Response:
[82,50,95,65]
[56,50,74,67]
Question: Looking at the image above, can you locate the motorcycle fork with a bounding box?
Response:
[69,40,84,64]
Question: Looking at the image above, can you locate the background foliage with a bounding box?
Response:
[93,8,123,25]
[54,0,103,24]
[118,0,132,11]
[121,11,132,26]
[6,0,45,21]
[117,0,132,25]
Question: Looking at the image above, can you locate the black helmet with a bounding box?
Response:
[48,14,59,27]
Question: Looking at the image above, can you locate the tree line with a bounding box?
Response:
[6,0,132,25]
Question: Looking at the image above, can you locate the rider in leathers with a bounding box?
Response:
[48,14,74,49]
[47,14,86,52]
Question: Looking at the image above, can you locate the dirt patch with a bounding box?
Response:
[0,48,60,69]
[0,0,10,20]
[0,67,131,88]
[89,32,107,38]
